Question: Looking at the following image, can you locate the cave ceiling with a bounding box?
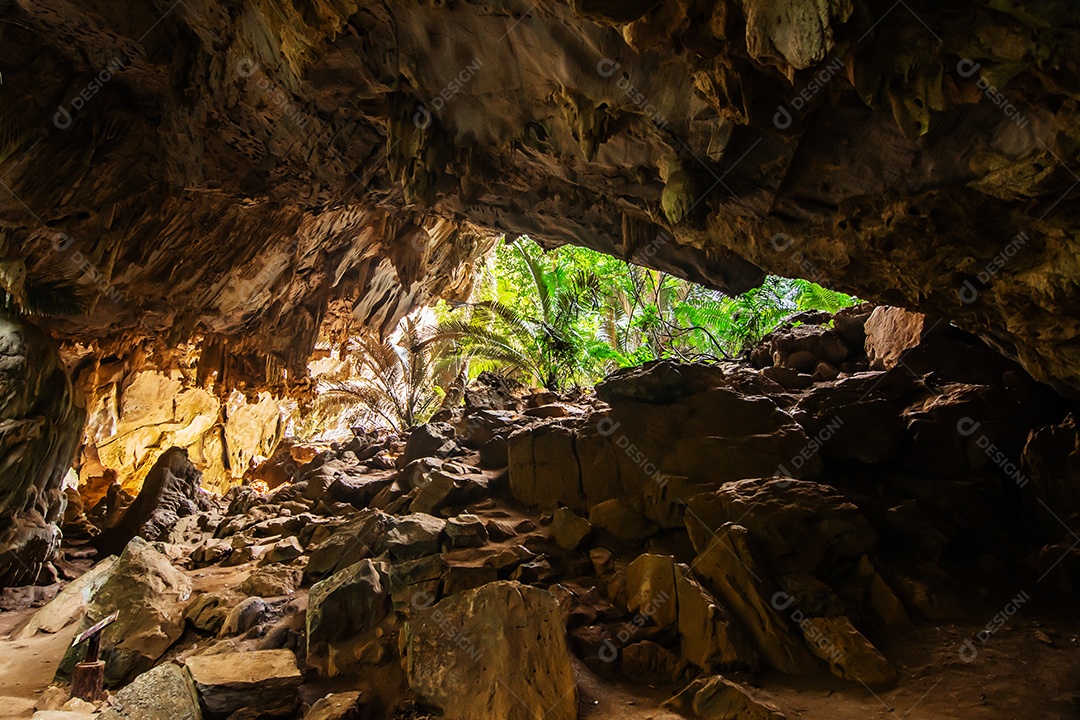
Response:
[0,0,1078,392]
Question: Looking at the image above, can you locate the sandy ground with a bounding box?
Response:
[0,605,80,719]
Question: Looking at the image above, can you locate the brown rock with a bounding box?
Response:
[676,564,758,671]
[405,582,577,720]
[665,675,786,719]
[864,306,929,370]
[626,554,678,630]
[184,649,302,716]
[800,617,896,685]
[302,691,365,720]
[589,499,657,547]
[508,424,584,509]
[686,478,877,576]
[57,538,191,686]
[690,524,820,675]
[551,507,592,551]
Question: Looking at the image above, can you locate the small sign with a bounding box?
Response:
[71,611,119,648]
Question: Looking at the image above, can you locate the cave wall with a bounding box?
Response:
[76,356,286,504]
[0,0,1077,392]
[0,317,84,586]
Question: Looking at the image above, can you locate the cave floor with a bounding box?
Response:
[2,532,1077,720]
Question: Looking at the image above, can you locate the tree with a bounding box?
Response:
[310,317,454,433]
[432,236,858,390]
[434,239,604,390]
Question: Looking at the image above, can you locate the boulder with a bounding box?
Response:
[403,423,457,465]
[307,559,390,660]
[508,424,584,509]
[184,649,302,716]
[383,514,446,560]
[242,565,303,597]
[445,514,488,548]
[551,507,592,551]
[676,564,758,671]
[690,524,820,675]
[305,511,395,581]
[94,447,203,555]
[621,640,689,683]
[626,554,678,629]
[665,676,786,720]
[18,556,117,639]
[220,597,270,637]
[800,617,896,685]
[409,471,457,515]
[405,582,577,720]
[864,306,929,370]
[58,537,191,686]
[302,691,365,720]
[686,479,877,576]
[184,592,233,634]
[594,361,728,404]
[589,499,657,546]
[260,537,304,565]
[97,663,201,720]
[766,323,851,371]
[775,573,847,619]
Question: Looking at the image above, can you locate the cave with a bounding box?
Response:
[1,0,1079,718]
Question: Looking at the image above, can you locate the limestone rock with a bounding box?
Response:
[444,565,498,596]
[307,559,390,659]
[621,640,689,683]
[383,514,446,560]
[97,663,201,720]
[305,511,395,581]
[260,536,304,565]
[665,676,786,720]
[676,564,759,671]
[220,597,269,637]
[800,617,896,685]
[406,582,577,720]
[184,649,302,716]
[508,424,584,509]
[0,317,85,587]
[686,479,877,576]
[242,565,303,598]
[94,447,203,555]
[626,554,678,630]
[690,524,820,675]
[403,423,457,465]
[18,556,117,639]
[58,537,192,686]
[445,514,488,548]
[864,306,929,370]
[552,507,592,551]
[302,692,365,720]
[409,471,457,515]
[589,499,657,547]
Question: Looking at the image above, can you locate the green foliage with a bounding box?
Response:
[436,237,858,386]
[314,237,858,431]
[308,318,456,434]
[432,239,607,390]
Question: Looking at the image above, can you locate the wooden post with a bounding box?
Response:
[68,611,118,703]
[70,661,106,702]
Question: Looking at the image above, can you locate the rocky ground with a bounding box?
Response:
[2,305,1079,720]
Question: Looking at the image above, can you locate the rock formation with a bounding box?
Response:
[0,0,1077,394]
[0,315,85,586]
[12,304,1076,718]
